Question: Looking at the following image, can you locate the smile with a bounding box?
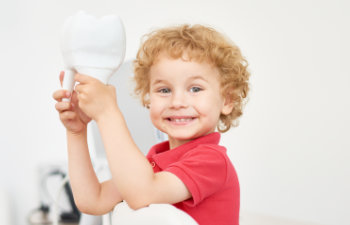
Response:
[166,117,197,125]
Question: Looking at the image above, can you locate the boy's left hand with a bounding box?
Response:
[74,73,118,122]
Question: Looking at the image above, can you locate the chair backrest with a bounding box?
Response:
[112,201,198,225]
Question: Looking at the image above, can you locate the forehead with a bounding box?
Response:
[154,50,210,65]
[150,54,220,83]
[150,51,219,73]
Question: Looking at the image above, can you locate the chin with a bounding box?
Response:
[170,131,202,141]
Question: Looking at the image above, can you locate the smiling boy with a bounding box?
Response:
[148,53,233,148]
[53,24,250,225]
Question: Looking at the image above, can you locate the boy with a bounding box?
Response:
[53,24,250,225]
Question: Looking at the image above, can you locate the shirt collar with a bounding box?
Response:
[149,132,221,169]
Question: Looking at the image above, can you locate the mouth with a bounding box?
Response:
[166,116,197,125]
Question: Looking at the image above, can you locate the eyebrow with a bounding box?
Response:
[151,75,209,86]
[188,75,209,82]
[151,79,167,86]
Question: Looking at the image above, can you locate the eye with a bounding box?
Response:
[158,88,171,94]
[190,86,202,93]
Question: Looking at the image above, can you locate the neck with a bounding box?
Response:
[168,138,192,149]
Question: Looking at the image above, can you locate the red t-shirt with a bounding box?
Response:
[147,132,240,225]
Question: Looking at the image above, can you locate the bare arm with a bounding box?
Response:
[66,129,123,215]
[96,108,191,210]
[54,72,122,215]
[73,73,191,210]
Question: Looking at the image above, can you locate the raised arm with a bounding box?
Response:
[74,73,191,210]
[66,130,122,215]
[96,108,191,210]
[53,72,122,215]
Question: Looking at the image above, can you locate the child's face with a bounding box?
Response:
[148,54,232,149]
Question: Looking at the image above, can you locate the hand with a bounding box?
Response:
[74,73,118,122]
[53,71,91,134]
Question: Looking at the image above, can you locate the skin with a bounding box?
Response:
[52,55,234,215]
[149,54,234,149]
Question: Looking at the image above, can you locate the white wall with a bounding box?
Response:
[0,0,349,225]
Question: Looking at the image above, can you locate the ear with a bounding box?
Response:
[221,97,234,115]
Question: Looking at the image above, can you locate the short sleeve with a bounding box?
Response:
[164,146,228,207]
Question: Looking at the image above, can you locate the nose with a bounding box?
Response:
[170,91,188,109]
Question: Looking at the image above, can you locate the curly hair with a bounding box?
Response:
[133,24,250,132]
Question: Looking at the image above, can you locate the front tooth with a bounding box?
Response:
[174,118,190,122]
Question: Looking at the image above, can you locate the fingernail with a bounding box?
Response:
[66,92,71,97]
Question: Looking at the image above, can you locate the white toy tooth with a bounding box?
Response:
[60,11,126,101]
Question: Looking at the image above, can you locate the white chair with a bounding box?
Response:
[112,201,198,225]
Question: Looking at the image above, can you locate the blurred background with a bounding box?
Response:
[0,0,349,225]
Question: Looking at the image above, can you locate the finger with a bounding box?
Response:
[74,83,85,94]
[59,71,65,87]
[60,111,76,121]
[70,91,79,103]
[53,89,71,101]
[55,101,72,112]
[70,91,82,109]
[74,83,91,98]
[74,73,96,84]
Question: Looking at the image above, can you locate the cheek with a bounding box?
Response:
[149,101,167,131]
[149,106,158,122]
[149,97,163,121]
[196,96,223,119]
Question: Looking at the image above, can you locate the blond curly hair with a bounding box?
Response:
[133,24,250,132]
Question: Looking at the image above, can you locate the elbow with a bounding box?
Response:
[75,200,109,216]
[121,183,156,210]
[127,201,149,211]
[124,196,150,211]
[75,201,94,215]
[75,202,90,215]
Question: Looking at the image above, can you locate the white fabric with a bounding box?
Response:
[112,201,198,225]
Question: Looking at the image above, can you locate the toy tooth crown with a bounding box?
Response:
[60,11,126,100]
